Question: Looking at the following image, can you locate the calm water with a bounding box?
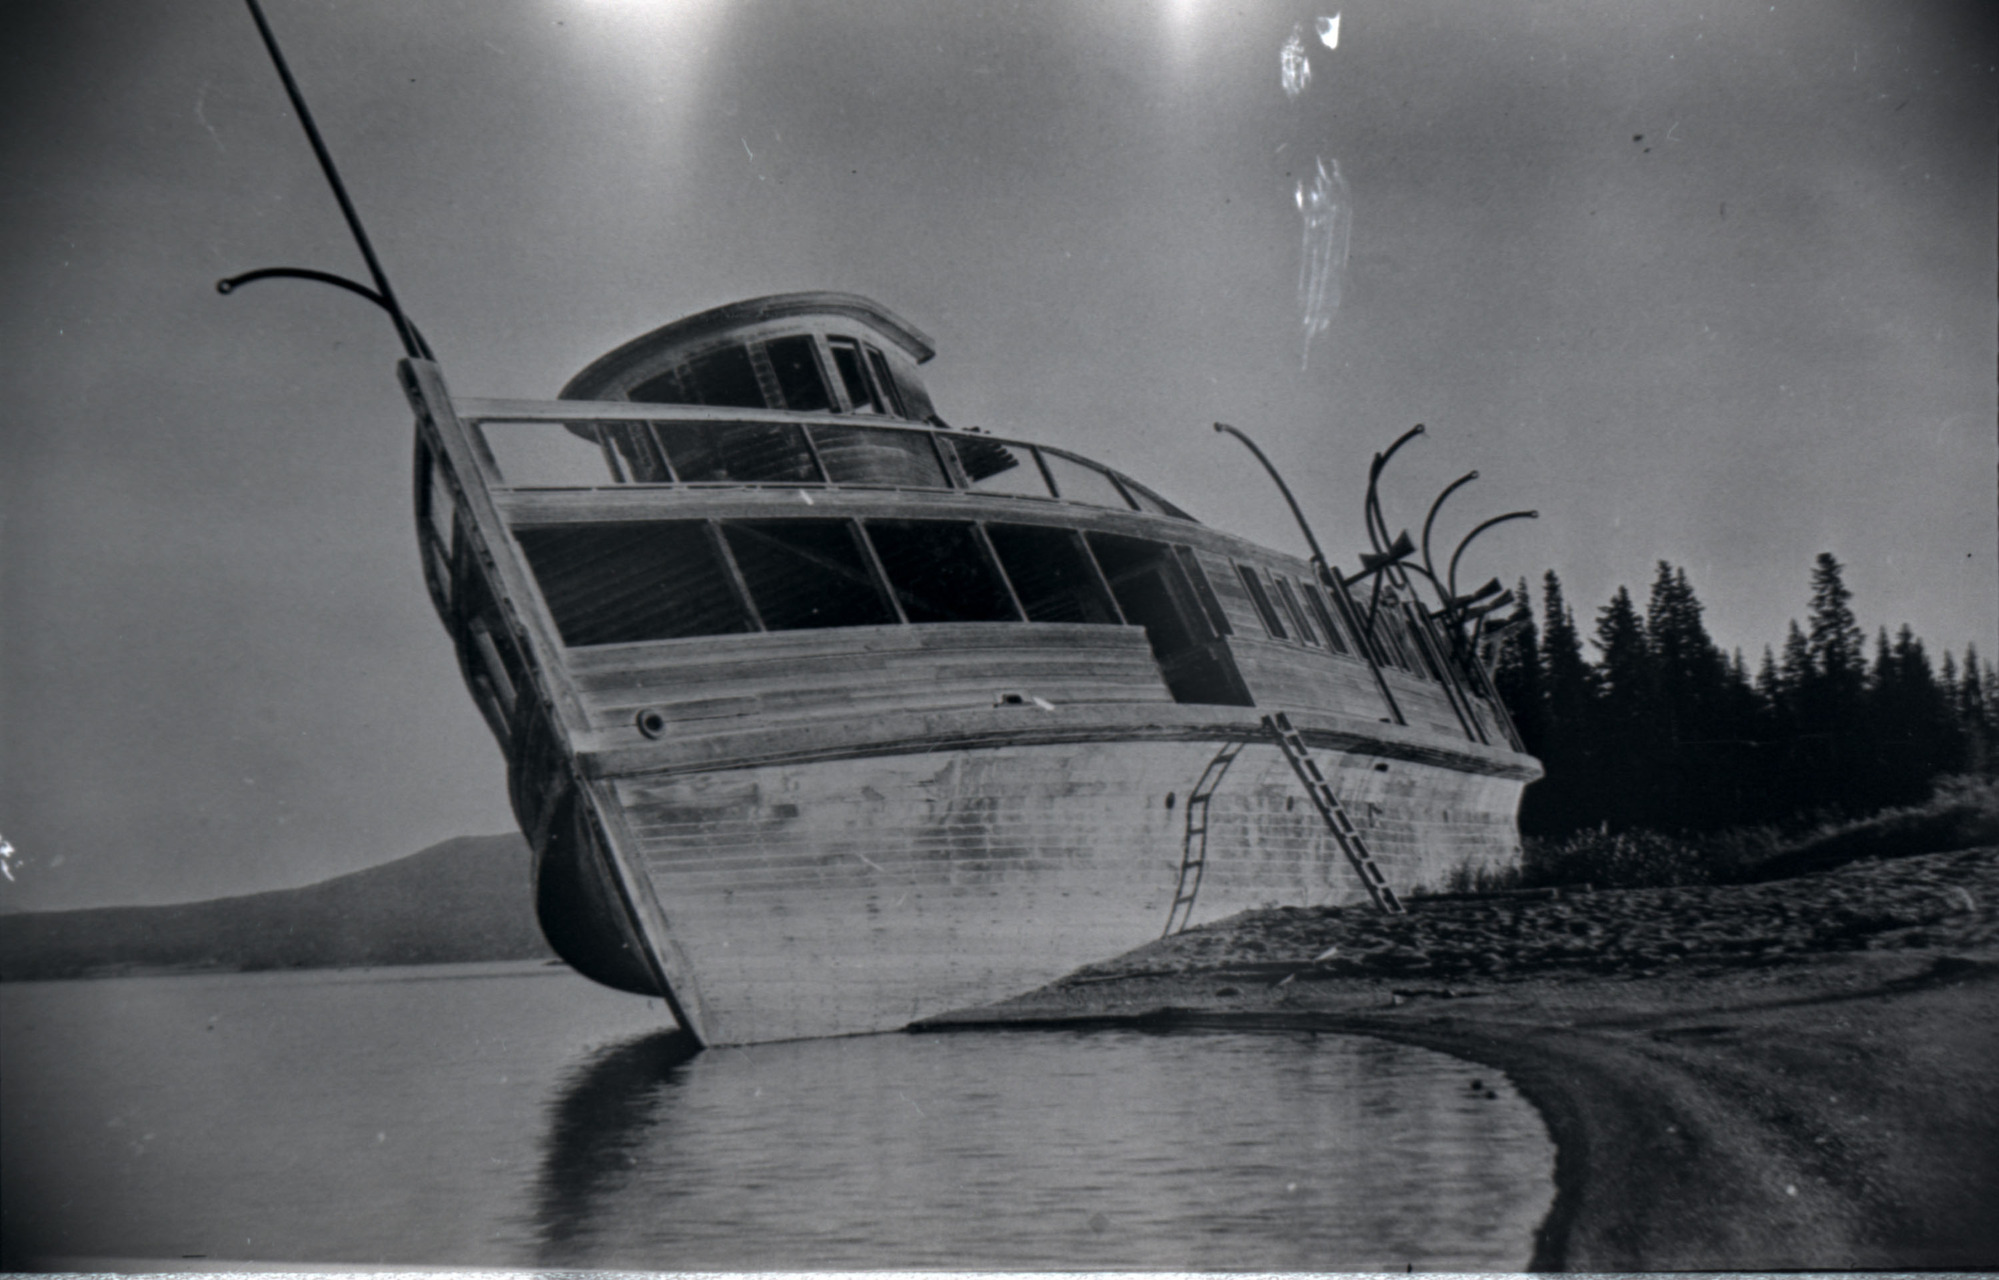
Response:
[2,963,1554,1270]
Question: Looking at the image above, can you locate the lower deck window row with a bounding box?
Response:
[512,516,1432,688]
[515,518,1136,648]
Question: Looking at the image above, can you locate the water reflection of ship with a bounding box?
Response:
[531,1029,699,1263]
[523,1026,1556,1269]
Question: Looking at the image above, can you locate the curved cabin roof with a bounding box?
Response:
[560,292,939,421]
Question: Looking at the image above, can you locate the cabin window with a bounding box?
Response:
[864,520,1020,623]
[1301,581,1351,655]
[765,335,834,413]
[683,344,767,408]
[722,519,896,631]
[1089,532,1251,706]
[1328,581,1387,667]
[866,346,908,417]
[810,423,949,488]
[985,524,1121,624]
[1172,547,1233,637]
[1401,606,1449,683]
[1093,534,1202,655]
[1041,452,1135,510]
[939,437,1054,498]
[653,421,823,484]
[515,521,752,647]
[1235,564,1288,640]
[827,338,882,413]
[1367,602,1418,674]
[1275,577,1320,646]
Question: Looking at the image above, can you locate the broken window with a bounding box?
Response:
[765,335,833,413]
[1041,451,1135,510]
[827,338,882,413]
[1400,606,1448,682]
[866,346,908,417]
[1301,581,1351,655]
[1328,581,1387,666]
[1172,548,1233,636]
[985,524,1121,624]
[939,437,1054,497]
[810,423,949,488]
[1275,576,1319,646]
[652,421,823,484]
[515,521,752,647]
[1235,564,1288,640]
[1366,600,1419,674]
[722,519,895,631]
[1090,532,1251,706]
[864,520,1019,623]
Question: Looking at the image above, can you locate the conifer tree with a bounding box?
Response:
[1592,585,1656,828]
[1644,563,1731,826]
[1960,645,1992,772]
[1529,570,1595,834]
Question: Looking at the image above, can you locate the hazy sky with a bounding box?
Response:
[3,0,1994,911]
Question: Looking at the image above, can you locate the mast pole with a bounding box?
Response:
[241,0,423,360]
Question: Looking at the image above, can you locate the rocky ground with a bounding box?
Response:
[921,845,1999,1270]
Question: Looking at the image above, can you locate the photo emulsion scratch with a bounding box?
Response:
[1295,154,1351,369]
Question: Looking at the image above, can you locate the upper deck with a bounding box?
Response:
[403,295,1532,795]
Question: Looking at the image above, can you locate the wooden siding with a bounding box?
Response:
[608,737,1526,1044]
[563,622,1171,743]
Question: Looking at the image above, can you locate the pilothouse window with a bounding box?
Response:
[684,345,766,408]
[827,338,881,413]
[866,347,907,417]
[628,344,767,409]
[765,335,833,413]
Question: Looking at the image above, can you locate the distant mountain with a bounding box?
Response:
[0,834,556,981]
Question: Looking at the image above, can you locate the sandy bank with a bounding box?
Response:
[921,846,1999,1270]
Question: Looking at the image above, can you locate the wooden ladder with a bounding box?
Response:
[1163,739,1247,936]
[1264,712,1405,914]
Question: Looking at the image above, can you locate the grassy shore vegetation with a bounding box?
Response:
[1476,552,1994,891]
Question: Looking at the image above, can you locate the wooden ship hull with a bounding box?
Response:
[400,293,1541,1047]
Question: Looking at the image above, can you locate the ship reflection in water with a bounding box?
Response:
[527,1023,1555,1270]
[2,967,1551,1270]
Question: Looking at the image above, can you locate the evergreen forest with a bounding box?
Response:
[1487,553,1992,840]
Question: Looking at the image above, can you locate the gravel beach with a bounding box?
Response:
[921,845,1999,1270]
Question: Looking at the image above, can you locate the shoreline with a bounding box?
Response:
[921,846,1999,1270]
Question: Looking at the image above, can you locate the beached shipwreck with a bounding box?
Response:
[401,292,1542,1045]
[223,0,1539,1049]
